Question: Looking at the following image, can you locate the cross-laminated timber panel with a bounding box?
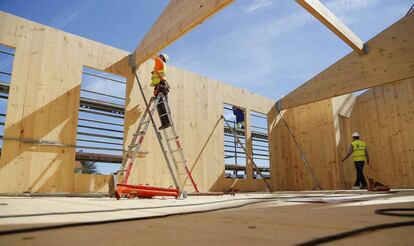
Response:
[124,66,275,192]
[268,79,414,191]
[277,13,414,110]
[0,11,275,193]
[0,11,130,192]
[339,78,414,188]
[268,100,341,190]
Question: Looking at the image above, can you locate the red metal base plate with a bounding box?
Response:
[115,184,180,200]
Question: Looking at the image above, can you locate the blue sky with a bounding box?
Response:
[0,1,412,174]
[0,0,412,100]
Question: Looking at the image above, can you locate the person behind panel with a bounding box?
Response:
[342,132,370,189]
[232,106,245,129]
[151,53,171,130]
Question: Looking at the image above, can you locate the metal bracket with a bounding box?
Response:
[128,52,137,72]
[359,43,369,56]
[275,100,282,113]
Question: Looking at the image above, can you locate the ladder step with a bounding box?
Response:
[171,149,180,153]
[167,137,177,141]
[125,151,148,157]
[133,132,145,136]
[140,120,150,125]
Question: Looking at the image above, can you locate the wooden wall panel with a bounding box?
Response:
[0,11,129,193]
[74,174,111,193]
[125,67,275,192]
[0,11,275,193]
[347,78,414,188]
[268,99,340,190]
[269,78,414,191]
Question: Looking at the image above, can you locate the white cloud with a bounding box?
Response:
[172,0,402,99]
[244,0,273,13]
[83,75,126,102]
[325,0,381,11]
[50,0,95,29]
[325,0,383,24]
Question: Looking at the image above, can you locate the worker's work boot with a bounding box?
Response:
[158,124,171,130]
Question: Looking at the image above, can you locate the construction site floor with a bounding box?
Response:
[0,190,413,245]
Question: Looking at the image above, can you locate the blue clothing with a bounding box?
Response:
[232,107,244,123]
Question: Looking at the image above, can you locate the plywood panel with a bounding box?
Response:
[348,78,414,188]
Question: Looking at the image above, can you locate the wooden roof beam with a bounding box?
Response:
[133,0,234,68]
[295,0,367,54]
[276,13,414,110]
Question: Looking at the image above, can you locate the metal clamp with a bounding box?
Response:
[128,52,137,72]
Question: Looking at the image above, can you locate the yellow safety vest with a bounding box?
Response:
[352,140,366,162]
[151,62,167,86]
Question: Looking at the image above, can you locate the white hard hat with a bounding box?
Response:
[352,132,360,138]
[159,53,169,62]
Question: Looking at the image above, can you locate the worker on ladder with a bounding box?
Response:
[341,132,370,189]
[151,53,171,130]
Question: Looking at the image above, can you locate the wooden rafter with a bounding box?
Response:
[296,0,366,54]
[134,0,234,68]
[277,13,414,110]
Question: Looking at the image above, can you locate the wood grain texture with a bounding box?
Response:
[268,100,340,190]
[74,173,111,193]
[124,66,275,193]
[0,11,129,193]
[0,11,274,193]
[296,0,365,53]
[277,13,414,110]
[134,0,234,67]
[345,78,414,188]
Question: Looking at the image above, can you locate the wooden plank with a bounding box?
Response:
[134,0,234,67]
[277,13,414,110]
[295,0,365,53]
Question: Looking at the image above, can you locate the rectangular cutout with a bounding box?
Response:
[75,67,126,175]
[0,44,15,157]
[250,111,270,179]
[224,103,247,179]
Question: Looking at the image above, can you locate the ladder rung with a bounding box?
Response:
[171,149,180,153]
[167,137,177,141]
[159,113,169,117]
[140,120,150,125]
[133,132,145,136]
[125,151,148,158]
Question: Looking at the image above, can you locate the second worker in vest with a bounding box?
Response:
[151,53,171,130]
[341,132,370,189]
